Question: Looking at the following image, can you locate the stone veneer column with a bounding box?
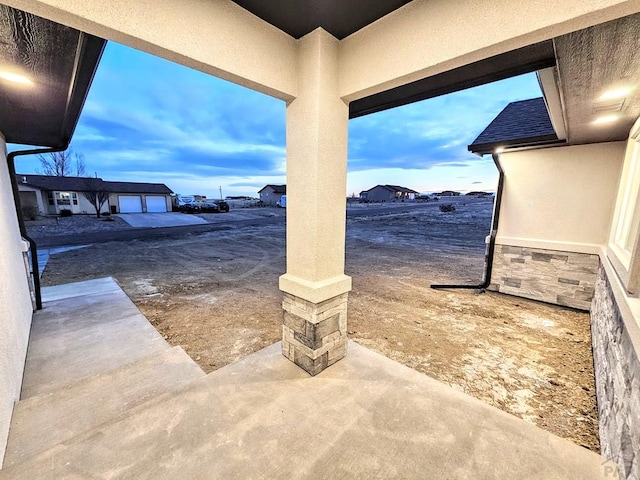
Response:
[279,29,351,375]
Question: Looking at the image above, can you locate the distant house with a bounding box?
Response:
[436,190,461,197]
[16,174,173,215]
[465,191,493,197]
[359,185,418,202]
[258,184,286,206]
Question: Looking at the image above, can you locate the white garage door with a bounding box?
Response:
[119,195,143,213]
[146,196,167,213]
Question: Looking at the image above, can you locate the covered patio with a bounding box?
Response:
[0,278,615,479]
[1,1,639,478]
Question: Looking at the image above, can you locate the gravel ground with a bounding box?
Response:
[25,208,285,239]
[26,215,133,239]
[40,200,600,452]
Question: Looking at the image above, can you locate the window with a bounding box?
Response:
[47,191,54,206]
[608,117,640,294]
[72,192,78,205]
[55,191,71,206]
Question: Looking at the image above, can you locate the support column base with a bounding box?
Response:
[282,292,348,376]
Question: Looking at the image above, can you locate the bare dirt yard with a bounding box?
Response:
[37,198,600,452]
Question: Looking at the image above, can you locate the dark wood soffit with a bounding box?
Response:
[0,5,105,147]
[230,0,412,40]
[349,41,556,119]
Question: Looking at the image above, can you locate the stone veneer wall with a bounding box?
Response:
[282,293,348,376]
[591,266,640,480]
[490,244,600,310]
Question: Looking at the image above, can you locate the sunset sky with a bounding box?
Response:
[18,41,543,198]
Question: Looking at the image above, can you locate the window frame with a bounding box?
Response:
[607,117,640,294]
[55,191,71,206]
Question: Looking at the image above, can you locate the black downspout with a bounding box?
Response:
[431,152,505,291]
[7,144,69,310]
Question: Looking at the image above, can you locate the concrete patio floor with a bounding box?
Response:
[0,278,617,479]
[117,212,208,227]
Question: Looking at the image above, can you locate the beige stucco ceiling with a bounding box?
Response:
[554,13,640,144]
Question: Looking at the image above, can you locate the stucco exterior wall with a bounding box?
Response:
[0,133,34,467]
[489,143,625,308]
[339,0,639,101]
[497,143,625,253]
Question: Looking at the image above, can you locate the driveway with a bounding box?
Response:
[116,213,208,228]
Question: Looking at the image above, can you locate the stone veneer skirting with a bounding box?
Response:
[591,266,640,480]
[282,292,348,376]
[490,244,600,310]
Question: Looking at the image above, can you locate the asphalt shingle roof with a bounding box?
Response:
[467,97,558,154]
[362,184,418,194]
[17,174,172,194]
[102,181,173,194]
[259,184,286,194]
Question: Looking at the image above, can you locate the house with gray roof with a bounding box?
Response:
[258,184,286,206]
[17,174,173,215]
[359,184,418,202]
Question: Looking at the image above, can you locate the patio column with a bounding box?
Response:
[279,28,351,376]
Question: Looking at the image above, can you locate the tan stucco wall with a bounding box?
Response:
[339,0,640,101]
[0,133,34,467]
[279,29,352,304]
[496,142,626,253]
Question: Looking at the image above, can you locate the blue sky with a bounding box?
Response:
[22,42,542,198]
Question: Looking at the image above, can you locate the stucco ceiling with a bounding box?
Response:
[229,0,412,40]
[554,13,640,145]
[0,5,104,147]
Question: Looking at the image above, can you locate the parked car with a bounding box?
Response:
[199,201,220,213]
[276,195,287,208]
[180,201,199,213]
[179,199,229,213]
[216,200,230,212]
[199,200,230,213]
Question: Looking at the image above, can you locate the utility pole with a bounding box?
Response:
[219,186,223,200]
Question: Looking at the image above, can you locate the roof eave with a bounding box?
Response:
[59,33,107,147]
[468,135,565,155]
[349,41,555,119]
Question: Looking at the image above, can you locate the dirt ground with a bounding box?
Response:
[39,199,600,452]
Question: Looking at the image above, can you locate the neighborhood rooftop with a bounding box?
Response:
[17,174,172,194]
[360,184,418,194]
[467,97,559,154]
[258,184,286,194]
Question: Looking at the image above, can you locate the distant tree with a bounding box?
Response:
[82,177,110,218]
[37,149,86,177]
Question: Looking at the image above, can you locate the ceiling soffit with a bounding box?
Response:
[230,0,412,40]
[555,13,640,145]
[0,5,105,147]
[350,41,556,119]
